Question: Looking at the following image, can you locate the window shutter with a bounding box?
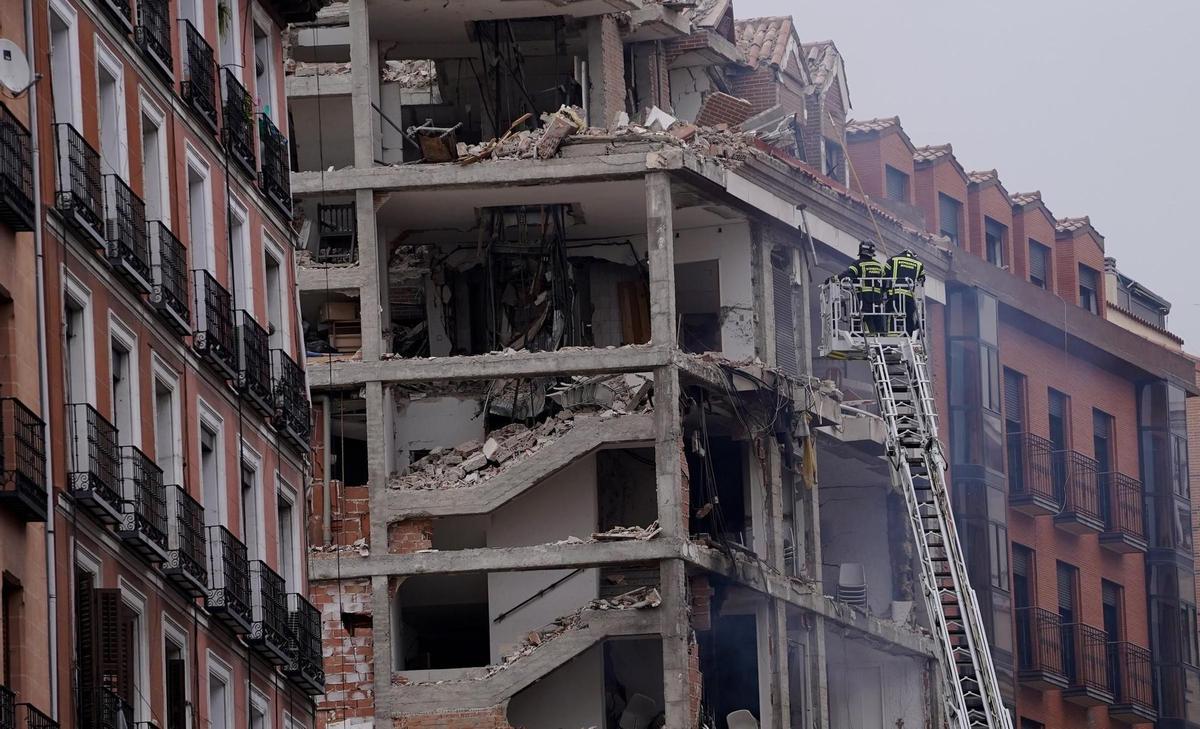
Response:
[1029,243,1047,282]
[772,252,797,376]
[1004,370,1024,426]
[1011,544,1029,579]
[1057,565,1075,614]
[75,574,98,725]
[95,589,125,692]
[117,603,136,705]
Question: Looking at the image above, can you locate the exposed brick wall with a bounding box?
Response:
[1054,229,1107,319]
[1011,205,1058,292]
[664,33,712,68]
[392,706,512,729]
[847,131,915,204]
[694,92,753,128]
[680,439,691,533]
[313,579,375,729]
[331,481,371,545]
[592,15,627,127]
[727,67,778,116]
[687,633,703,728]
[689,575,712,631]
[913,159,969,245]
[387,519,434,554]
[967,182,1013,263]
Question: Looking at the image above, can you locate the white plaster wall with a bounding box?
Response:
[669,67,715,124]
[674,222,756,360]
[393,396,486,473]
[487,455,599,663]
[825,631,929,729]
[506,646,604,729]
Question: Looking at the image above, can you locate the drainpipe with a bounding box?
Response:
[24,0,59,717]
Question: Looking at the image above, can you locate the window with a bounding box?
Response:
[277,480,299,589]
[1028,240,1050,289]
[64,282,93,405]
[49,1,80,127]
[110,318,138,446]
[981,346,1001,413]
[241,456,261,561]
[822,138,845,182]
[1102,580,1123,641]
[153,365,182,485]
[1003,368,1027,433]
[200,410,224,526]
[179,0,201,31]
[884,165,910,202]
[229,198,253,308]
[989,521,1008,590]
[218,0,241,76]
[1048,389,1070,451]
[207,657,232,729]
[1056,561,1078,624]
[249,689,268,729]
[164,620,188,729]
[938,193,962,246]
[264,242,287,350]
[1079,265,1100,314]
[2,578,21,690]
[95,42,127,178]
[187,155,214,273]
[1093,409,1114,472]
[1011,543,1033,609]
[984,217,1006,268]
[118,583,149,722]
[140,100,169,225]
[253,22,276,119]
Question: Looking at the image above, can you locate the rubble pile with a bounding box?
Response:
[310,537,370,556]
[389,374,652,490]
[591,521,662,541]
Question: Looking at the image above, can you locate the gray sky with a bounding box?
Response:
[738,0,1200,351]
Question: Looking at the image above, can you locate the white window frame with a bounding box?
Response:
[185,147,215,274]
[117,578,151,723]
[162,615,190,729]
[151,355,184,486]
[248,687,269,729]
[205,652,234,729]
[229,195,254,312]
[48,0,83,130]
[64,271,97,406]
[250,5,278,121]
[198,400,227,527]
[138,91,171,227]
[275,474,301,590]
[94,38,129,179]
[218,0,244,81]
[108,313,141,448]
[239,442,265,562]
[262,234,289,351]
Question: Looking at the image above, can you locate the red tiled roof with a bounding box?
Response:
[913,144,953,163]
[846,117,900,135]
[802,40,839,86]
[1056,216,1091,233]
[735,16,795,69]
[1010,191,1042,206]
[967,169,997,184]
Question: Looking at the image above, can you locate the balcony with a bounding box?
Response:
[192,270,236,379]
[99,0,133,32]
[0,104,35,232]
[285,593,325,695]
[206,525,252,634]
[1061,622,1114,707]
[1099,472,1148,553]
[1053,450,1105,534]
[67,403,123,525]
[1016,607,1068,690]
[15,703,58,729]
[94,688,134,729]
[135,0,172,80]
[163,485,207,598]
[316,203,357,264]
[1007,432,1060,516]
[236,311,274,416]
[249,560,291,665]
[180,20,218,132]
[54,124,106,250]
[149,223,190,335]
[103,175,152,295]
[272,350,311,451]
[1108,641,1156,723]
[258,115,291,217]
[0,398,48,522]
[117,446,169,562]
[222,71,256,176]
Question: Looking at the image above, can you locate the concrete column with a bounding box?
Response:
[349,0,379,167]
[370,573,394,710]
[366,380,392,549]
[751,223,775,368]
[355,188,384,361]
[646,172,675,348]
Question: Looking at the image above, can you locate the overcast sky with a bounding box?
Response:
[738,0,1200,351]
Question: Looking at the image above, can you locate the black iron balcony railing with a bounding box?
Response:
[0,104,35,232]
[0,397,48,522]
[180,20,218,132]
[67,403,123,525]
[135,0,173,79]
[249,560,291,664]
[149,223,190,335]
[1053,450,1104,533]
[316,203,357,263]
[271,349,311,451]
[16,702,58,729]
[1107,641,1156,722]
[1098,471,1147,553]
[55,124,106,249]
[164,485,207,598]
[206,525,252,633]
[192,270,237,379]
[285,593,325,694]
[0,685,12,729]
[99,0,133,31]
[103,175,152,295]
[1061,622,1114,706]
[222,71,256,176]
[258,115,291,216]
[236,311,274,416]
[1006,432,1060,515]
[117,446,169,562]
[95,687,134,729]
[1015,606,1068,690]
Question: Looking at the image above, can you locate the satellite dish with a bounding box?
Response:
[0,39,33,96]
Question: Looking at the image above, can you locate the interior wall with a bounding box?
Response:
[597,449,657,529]
[488,455,599,662]
[392,394,486,473]
[674,222,755,360]
[605,638,666,726]
[825,631,929,729]
[292,94,355,171]
[669,66,716,123]
[507,645,605,729]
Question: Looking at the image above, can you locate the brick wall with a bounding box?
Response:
[694,92,754,128]
[1054,230,1106,317]
[687,633,703,728]
[728,67,778,116]
[595,15,626,127]
[387,519,434,554]
[331,482,371,545]
[967,183,1013,263]
[914,160,969,244]
[847,131,916,203]
[392,706,512,729]
[1011,205,1058,292]
[313,579,376,729]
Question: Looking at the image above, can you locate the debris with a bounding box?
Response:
[535,106,584,159]
[592,521,661,541]
[461,454,487,473]
[481,438,500,461]
[643,105,678,131]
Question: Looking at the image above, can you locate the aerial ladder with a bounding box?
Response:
[820,278,1012,729]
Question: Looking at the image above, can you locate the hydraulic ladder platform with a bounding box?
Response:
[819,279,1012,729]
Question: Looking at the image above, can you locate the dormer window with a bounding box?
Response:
[1079,265,1100,314]
[885,165,910,203]
[985,217,1007,268]
[823,138,845,183]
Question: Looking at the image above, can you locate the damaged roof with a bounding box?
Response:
[967,169,998,185]
[913,144,953,163]
[1010,190,1042,207]
[735,16,797,70]
[684,0,731,28]
[1056,216,1097,235]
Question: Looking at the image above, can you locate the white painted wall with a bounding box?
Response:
[393,396,486,472]
[487,455,599,663]
[669,67,716,124]
[506,646,604,729]
[674,223,756,360]
[825,631,928,729]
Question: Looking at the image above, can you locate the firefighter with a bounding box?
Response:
[836,240,889,333]
[887,248,925,334]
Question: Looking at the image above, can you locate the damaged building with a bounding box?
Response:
[285,1,1196,729]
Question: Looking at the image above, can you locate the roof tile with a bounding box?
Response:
[802,40,839,87]
[1056,216,1091,233]
[1010,191,1042,206]
[735,17,794,70]
[967,169,997,184]
[913,144,952,163]
[846,117,900,135]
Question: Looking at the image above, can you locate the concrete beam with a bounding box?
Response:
[297,263,364,292]
[306,345,670,388]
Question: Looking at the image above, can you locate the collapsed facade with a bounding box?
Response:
[286,2,1198,729]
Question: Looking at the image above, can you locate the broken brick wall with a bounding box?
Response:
[331,482,371,546]
[392,706,512,729]
[313,579,375,729]
[387,519,433,554]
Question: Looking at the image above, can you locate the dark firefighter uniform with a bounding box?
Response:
[837,242,889,333]
[886,250,925,334]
